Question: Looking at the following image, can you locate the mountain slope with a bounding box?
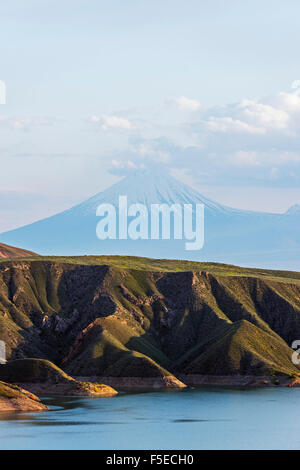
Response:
[0,256,299,380]
[0,242,38,259]
[0,170,299,270]
[0,359,118,397]
[183,320,298,376]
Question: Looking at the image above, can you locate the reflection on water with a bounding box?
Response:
[1,388,300,450]
[172,418,233,423]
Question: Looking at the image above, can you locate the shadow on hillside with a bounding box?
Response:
[11,264,118,365]
[56,264,116,317]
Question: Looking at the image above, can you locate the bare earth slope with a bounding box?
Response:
[0,242,38,259]
[0,255,299,386]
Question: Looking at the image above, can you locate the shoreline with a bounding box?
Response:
[8,374,300,400]
[179,374,293,388]
[74,374,297,390]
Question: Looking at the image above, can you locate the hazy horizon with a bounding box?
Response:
[1,0,300,232]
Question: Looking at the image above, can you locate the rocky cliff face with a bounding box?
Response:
[0,380,48,412]
[0,257,299,380]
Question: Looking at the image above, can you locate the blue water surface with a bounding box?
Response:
[0,387,299,450]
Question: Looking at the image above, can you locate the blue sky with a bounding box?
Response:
[1,0,300,231]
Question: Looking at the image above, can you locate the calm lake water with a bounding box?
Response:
[0,387,300,450]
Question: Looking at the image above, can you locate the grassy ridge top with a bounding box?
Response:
[1,254,300,284]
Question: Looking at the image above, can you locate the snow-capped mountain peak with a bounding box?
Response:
[67,169,236,217]
[285,204,300,215]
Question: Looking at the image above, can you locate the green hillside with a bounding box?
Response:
[0,358,73,384]
[184,320,298,376]
[0,358,118,398]
[0,256,299,382]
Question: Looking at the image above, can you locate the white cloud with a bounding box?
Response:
[230,150,300,167]
[272,92,300,114]
[239,100,290,130]
[90,114,133,130]
[102,115,133,130]
[206,116,265,135]
[89,85,300,187]
[173,96,201,111]
[201,90,300,138]
[132,142,170,163]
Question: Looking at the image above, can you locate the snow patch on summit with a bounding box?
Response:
[286,204,300,215]
[65,170,249,217]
